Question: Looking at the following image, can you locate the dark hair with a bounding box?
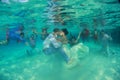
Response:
[53,28,60,33]
[20,32,24,37]
[19,26,24,31]
[61,28,69,35]
[42,27,49,31]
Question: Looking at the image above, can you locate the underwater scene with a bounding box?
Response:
[0,0,120,80]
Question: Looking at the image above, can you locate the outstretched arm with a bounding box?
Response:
[75,31,81,43]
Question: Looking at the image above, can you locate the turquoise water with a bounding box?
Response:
[0,42,120,80]
[0,0,120,80]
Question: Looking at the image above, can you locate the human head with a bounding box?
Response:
[61,28,69,35]
[19,25,24,31]
[20,32,24,38]
[42,27,48,33]
[53,28,60,35]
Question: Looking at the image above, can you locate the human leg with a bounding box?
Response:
[57,47,70,63]
[43,47,55,55]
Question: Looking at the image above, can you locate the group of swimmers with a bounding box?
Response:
[0,24,112,64]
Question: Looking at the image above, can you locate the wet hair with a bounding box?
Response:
[61,28,69,35]
[42,27,49,31]
[53,28,60,33]
[101,30,105,33]
[20,32,24,37]
[19,26,24,31]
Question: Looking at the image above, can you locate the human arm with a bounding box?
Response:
[75,31,81,43]
[105,34,112,41]
[50,37,62,48]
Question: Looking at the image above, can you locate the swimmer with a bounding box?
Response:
[31,27,38,38]
[43,28,70,63]
[6,25,26,44]
[92,29,99,43]
[40,27,49,40]
[26,27,38,55]
[56,28,69,44]
[26,34,37,56]
[80,27,90,42]
[69,31,81,46]
[100,30,112,56]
